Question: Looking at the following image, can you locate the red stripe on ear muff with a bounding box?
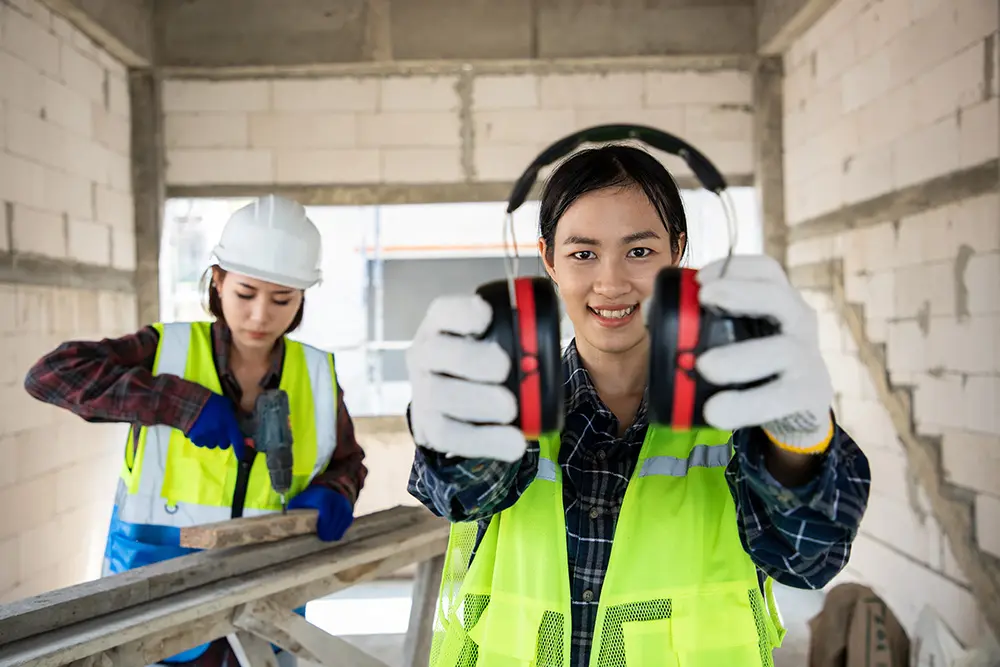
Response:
[671,269,701,429]
[515,278,542,438]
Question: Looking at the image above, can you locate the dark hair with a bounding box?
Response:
[538,144,688,263]
[200,266,305,335]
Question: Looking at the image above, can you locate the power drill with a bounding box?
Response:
[245,389,294,514]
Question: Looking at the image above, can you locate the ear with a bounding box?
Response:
[673,232,687,265]
[538,238,557,284]
[211,265,225,287]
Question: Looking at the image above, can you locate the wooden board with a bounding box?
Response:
[0,506,429,646]
[0,512,449,667]
[179,510,319,549]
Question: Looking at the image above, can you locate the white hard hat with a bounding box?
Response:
[212,195,322,290]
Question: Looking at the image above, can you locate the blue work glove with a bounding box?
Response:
[186,393,245,459]
[287,486,354,542]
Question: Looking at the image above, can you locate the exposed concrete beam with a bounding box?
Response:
[155,0,755,70]
[787,159,999,242]
[158,53,757,81]
[0,251,135,292]
[752,56,786,266]
[130,71,166,326]
[37,0,154,67]
[756,0,838,55]
[166,175,755,208]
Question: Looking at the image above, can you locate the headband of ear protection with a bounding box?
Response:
[477,124,778,436]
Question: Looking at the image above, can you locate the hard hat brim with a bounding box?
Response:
[214,257,319,291]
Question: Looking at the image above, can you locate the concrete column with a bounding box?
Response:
[129,70,165,325]
[752,56,787,267]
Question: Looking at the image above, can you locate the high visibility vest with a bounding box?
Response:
[116,321,339,527]
[428,425,787,667]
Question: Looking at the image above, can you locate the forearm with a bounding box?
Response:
[23,326,211,432]
[407,446,530,522]
[311,386,368,505]
[727,422,872,588]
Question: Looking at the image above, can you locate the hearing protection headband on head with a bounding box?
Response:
[500,124,740,283]
[506,123,730,214]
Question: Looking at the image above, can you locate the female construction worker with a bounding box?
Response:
[24,195,367,667]
[405,145,871,667]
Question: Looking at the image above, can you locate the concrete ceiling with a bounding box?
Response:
[39,0,828,70]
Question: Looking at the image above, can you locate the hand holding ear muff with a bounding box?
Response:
[481,124,782,436]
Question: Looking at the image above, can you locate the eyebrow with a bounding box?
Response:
[238,282,294,295]
[564,229,661,246]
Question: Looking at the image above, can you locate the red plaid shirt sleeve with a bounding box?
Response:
[310,382,368,506]
[23,326,212,433]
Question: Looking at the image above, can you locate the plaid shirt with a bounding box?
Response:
[408,340,871,667]
[23,321,367,505]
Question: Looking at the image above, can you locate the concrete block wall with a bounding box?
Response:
[161,66,755,188]
[0,0,137,603]
[783,0,999,645]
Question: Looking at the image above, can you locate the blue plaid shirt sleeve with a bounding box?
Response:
[726,419,872,589]
[405,406,540,522]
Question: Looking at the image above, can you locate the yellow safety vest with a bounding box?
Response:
[429,425,787,667]
[116,321,339,527]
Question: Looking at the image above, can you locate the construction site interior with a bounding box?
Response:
[0,1,999,666]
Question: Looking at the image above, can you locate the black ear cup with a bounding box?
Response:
[476,277,564,439]
[647,267,781,429]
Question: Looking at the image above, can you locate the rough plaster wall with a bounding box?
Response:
[351,417,422,519]
[0,0,137,603]
[783,0,999,645]
[161,67,755,188]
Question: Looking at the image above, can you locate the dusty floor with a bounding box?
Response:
[307,580,826,667]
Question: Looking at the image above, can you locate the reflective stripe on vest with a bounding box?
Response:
[429,425,787,667]
[117,321,338,527]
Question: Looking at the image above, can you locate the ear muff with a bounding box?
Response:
[648,268,782,429]
[476,277,564,439]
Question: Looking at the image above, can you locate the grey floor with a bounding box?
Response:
[305,580,826,667]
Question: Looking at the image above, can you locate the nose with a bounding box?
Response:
[593,257,630,299]
[248,297,269,325]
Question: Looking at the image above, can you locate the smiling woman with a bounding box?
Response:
[404,143,872,667]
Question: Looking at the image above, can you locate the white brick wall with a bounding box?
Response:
[789,104,998,658]
[783,0,999,225]
[163,68,754,187]
[0,0,134,268]
[785,0,999,639]
[0,0,136,603]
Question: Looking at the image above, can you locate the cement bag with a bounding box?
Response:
[808,582,909,667]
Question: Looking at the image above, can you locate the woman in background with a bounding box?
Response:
[25,195,367,667]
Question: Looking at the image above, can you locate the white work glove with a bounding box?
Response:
[694,255,835,454]
[405,295,528,462]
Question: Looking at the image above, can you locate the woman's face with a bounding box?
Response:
[215,269,303,353]
[540,186,683,357]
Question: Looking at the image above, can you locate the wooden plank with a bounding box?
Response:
[401,555,444,667]
[0,506,428,646]
[234,600,391,667]
[227,631,279,667]
[180,510,319,549]
[0,513,449,667]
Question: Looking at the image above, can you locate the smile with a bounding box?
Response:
[588,305,638,320]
